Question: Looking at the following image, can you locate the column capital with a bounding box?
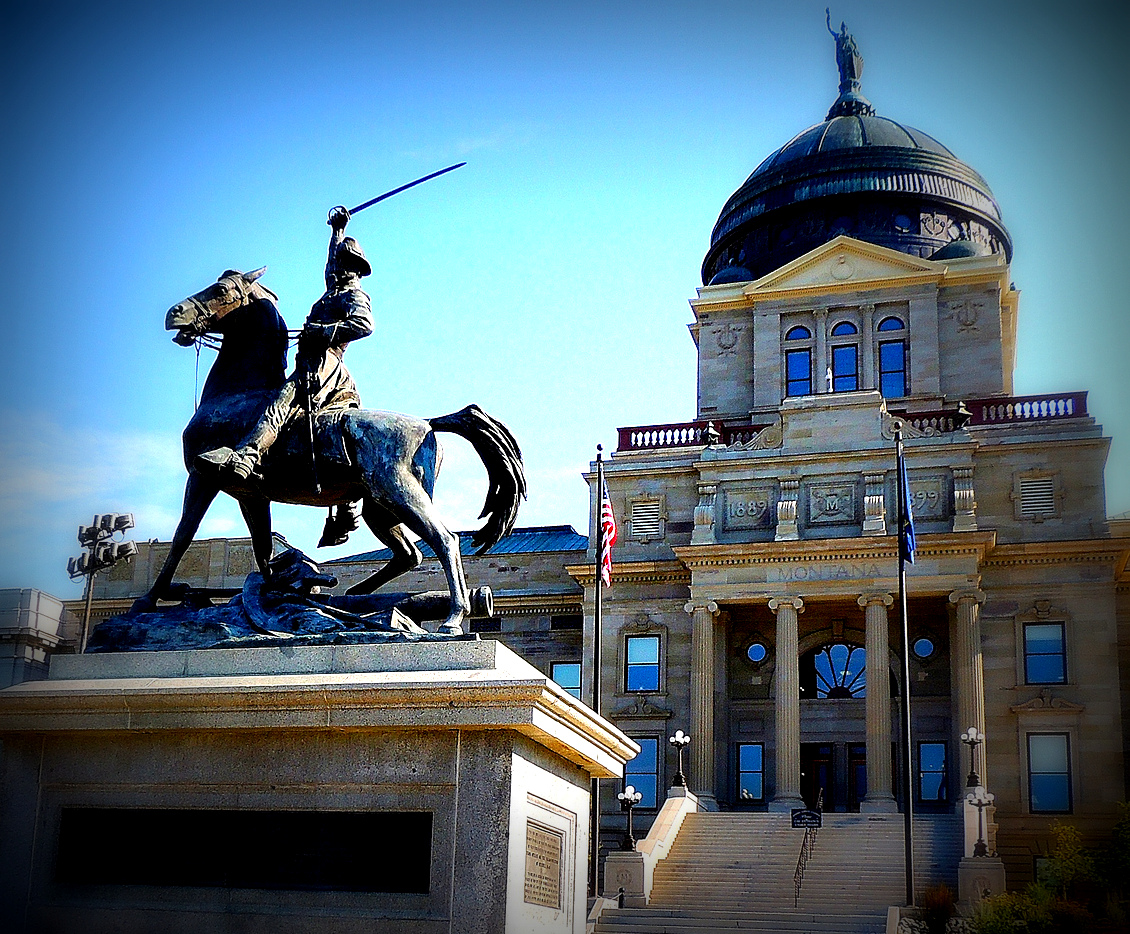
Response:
[949,589,986,607]
[768,595,804,613]
[683,601,720,617]
[858,592,894,609]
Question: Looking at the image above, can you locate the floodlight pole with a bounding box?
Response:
[589,446,605,898]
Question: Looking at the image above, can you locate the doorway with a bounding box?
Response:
[800,743,834,810]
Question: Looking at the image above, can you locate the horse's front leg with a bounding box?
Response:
[237,496,274,581]
[127,471,219,615]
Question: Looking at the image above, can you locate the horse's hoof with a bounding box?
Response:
[438,616,465,636]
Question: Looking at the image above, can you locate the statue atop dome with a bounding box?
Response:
[825,10,876,119]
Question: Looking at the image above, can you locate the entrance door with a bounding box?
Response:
[800,743,834,811]
[847,743,867,810]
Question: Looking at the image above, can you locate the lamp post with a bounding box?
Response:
[961,726,984,789]
[965,785,995,857]
[617,786,643,851]
[670,730,691,787]
[67,513,138,653]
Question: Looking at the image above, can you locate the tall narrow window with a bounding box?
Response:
[625,738,659,808]
[737,743,765,802]
[918,742,947,802]
[831,344,858,391]
[877,316,907,397]
[625,635,660,692]
[1027,733,1071,813]
[1023,622,1066,684]
[551,662,582,699]
[784,325,813,397]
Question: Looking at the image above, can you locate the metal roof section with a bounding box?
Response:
[330,525,588,564]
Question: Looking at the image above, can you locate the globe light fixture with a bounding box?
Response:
[965,784,996,858]
[617,785,643,851]
[68,513,138,652]
[669,730,691,787]
[960,726,984,788]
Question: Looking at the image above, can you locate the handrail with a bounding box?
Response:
[793,788,824,908]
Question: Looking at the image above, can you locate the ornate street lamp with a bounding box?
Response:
[669,730,691,787]
[67,513,138,653]
[618,785,643,851]
[961,726,984,788]
[965,785,995,857]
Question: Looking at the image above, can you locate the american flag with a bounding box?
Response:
[600,477,618,587]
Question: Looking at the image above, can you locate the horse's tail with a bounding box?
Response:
[430,405,526,554]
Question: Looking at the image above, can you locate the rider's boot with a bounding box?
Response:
[194,444,262,480]
[318,501,362,547]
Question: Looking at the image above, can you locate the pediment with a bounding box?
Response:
[742,236,942,299]
[1009,688,1085,715]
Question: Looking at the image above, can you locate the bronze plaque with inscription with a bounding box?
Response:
[523,821,562,909]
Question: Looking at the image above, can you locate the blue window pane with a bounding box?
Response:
[879,341,906,397]
[920,743,946,772]
[551,663,581,699]
[831,321,857,336]
[739,774,763,800]
[632,738,658,770]
[739,744,762,771]
[627,667,659,691]
[629,775,658,809]
[627,636,659,665]
[921,773,945,802]
[832,344,857,391]
[1030,774,1070,812]
[914,638,935,659]
[878,316,905,331]
[747,643,767,664]
[1028,734,1068,772]
[1026,624,1064,653]
[786,349,811,396]
[785,326,811,340]
[1026,654,1066,684]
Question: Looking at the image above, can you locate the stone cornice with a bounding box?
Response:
[565,560,690,588]
[673,531,996,570]
[983,538,1130,581]
[492,592,583,617]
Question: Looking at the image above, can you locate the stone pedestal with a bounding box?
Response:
[0,641,636,934]
[958,856,1007,906]
[603,850,645,907]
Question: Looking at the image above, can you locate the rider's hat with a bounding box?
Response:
[336,237,372,277]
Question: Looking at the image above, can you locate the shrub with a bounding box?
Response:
[921,882,957,934]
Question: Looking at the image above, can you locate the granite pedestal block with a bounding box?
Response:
[0,640,636,934]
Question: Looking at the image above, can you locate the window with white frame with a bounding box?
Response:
[1023,622,1067,684]
[551,662,582,699]
[625,635,660,692]
[830,321,859,392]
[784,325,813,396]
[625,737,659,808]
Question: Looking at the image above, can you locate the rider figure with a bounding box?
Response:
[196,206,373,543]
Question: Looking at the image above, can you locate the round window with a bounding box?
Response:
[747,643,767,664]
[913,638,935,659]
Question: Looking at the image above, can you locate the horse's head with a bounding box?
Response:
[166,267,271,346]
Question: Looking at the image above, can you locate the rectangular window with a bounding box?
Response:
[918,742,947,802]
[1024,622,1066,684]
[1027,733,1071,813]
[625,737,659,808]
[831,344,858,392]
[469,617,501,633]
[625,635,660,692]
[550,662,582,699]
[785,348,812,396]
[737,743,764,802]
[878,340,907,397]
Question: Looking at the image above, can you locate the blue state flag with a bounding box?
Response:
[899,451,916,564]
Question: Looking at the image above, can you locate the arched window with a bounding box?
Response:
[784,324,813,396]
[831,321,857,336]
[876,317,908,397]
[801,643,867,698]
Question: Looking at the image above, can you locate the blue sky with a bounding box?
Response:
[2,0,1127,597]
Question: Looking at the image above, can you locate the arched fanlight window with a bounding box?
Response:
[785,325,812,340]
[877,316,905,331]
[808,643,867,698]
[831,321,857,336]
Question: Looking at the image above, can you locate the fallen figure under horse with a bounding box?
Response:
[128,267,525,635]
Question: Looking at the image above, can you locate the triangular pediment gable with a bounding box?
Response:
[742,236,943,300]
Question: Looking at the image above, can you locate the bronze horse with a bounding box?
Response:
[130,267,525,633]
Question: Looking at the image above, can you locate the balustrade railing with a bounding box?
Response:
[616,420,773,452]
[964,391,1087,426]
[793,788,823,908]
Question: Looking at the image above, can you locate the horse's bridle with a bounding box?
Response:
[181,273,255,340]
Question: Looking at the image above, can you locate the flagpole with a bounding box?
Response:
[589,445,604,898]
[896,424,915,907]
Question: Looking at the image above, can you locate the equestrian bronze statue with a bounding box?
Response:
[131,219,524,634]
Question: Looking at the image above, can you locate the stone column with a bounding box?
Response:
[860,302,876,389]
[769,596,805,810]
[950,589,987,802]
[685,600,720,809]
[814,307,829,391]
[859,592,897,812]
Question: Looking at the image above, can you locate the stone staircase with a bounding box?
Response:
[595,811,962,934]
